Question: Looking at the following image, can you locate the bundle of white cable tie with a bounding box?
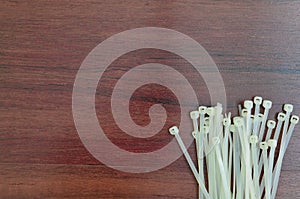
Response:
[169,96,298,199]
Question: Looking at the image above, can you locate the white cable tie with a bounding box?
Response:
[234,117,255,199]
[258,115,282,182]
[213,137,231,199]
[249,135,260,198]
[268,139,277,192]
[198,106,207,199]
[260,142,270,199]
[169,126,211,199]
[258,100,272,141]
[271,115,298,199]
[253,96,263,135]
[265,120,276,141]
[190,111,200,133]
[244,100,253,136]
[273,113,286,140]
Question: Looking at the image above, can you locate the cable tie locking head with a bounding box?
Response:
[223,118,231,127]
[241,109,248,117]
[250,115,255,124]
[263,100,272,109]
[192,131,198,139]
[290,115,299,124]
[204,117,210,126]
[249,135,258,144]
[277,112,286,122]
[244,100,253,109]
[254,96,263,105]
[267,120,276,129]
[169,126,179,135]
[206,107,215,116]
[260,141,269,150]
[190,111,200,119]
[198,106,207,115]
[268,139,277,148]
[233,117,243,127]
[258,113,264,122]
[284,104,293,113]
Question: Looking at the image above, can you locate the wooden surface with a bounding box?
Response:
[1,0,300,198]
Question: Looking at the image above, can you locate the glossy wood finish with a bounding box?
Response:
[1,0,300,198]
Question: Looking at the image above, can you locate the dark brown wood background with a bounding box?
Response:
[1,0,300,198]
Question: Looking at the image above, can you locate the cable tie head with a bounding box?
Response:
[169,126,179,135]
[284,104,293,113]
[249,135,258,144]
[260,141,269,150]
[233,117,243,127]
[254,96,263,105]
[277,112,286,122]
[241,109,248,117]
[190,111,199,119]
[263,100,272,109]
[267,120,276,129]
[291,115,299,124]
[244,100,253,109]
[204,117,210,126]
[198,106,207,115]
[206,107,215,116]
[223,118,231,127]
[192,131,198,138]
[268,139,277,148]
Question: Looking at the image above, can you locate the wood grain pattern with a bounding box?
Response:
[1,0,300,198]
